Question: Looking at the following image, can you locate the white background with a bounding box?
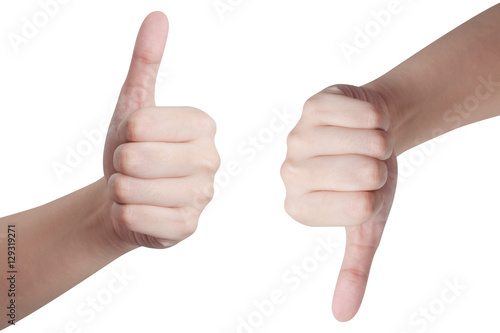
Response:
[1,0,500,332]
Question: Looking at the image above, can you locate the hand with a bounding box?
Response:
[280,84,398,321]
[102,12,220,249]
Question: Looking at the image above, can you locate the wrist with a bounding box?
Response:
[10,178,136,321]
[84,178,138,259]
[363,76,418,156]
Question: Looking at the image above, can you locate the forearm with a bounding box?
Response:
[0,178,133,328]
[364,3,500,155]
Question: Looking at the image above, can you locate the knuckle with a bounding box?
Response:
[199,151,221,173]
[109,173,131,203]
[370,130,391,159]
[203,115,217,136]
[212,150,222,171]
[185,106,202,114]
[350,192,376,224]
[205,184,216,201]
[284,196,311,226]
[126,110,149,141]
[339,267,369,283]
[117,204,136,230]
[192,183,215,209]
[205,185,215,202]
[364,104,384,129]
[280,160,298,184]
[284,196,301,221]
[191,108,217,135]
[115,144,138,174]
[359,158,387,190]
[180,210,199,238]
[202,182,216,202]
[120,86,148,111]
[113,145,125,172]
[286,129,306,152]
[303,94,324,118]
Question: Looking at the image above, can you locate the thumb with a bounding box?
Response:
[332,153,397,322]
[116,11,169,113]
[331,220,385,322]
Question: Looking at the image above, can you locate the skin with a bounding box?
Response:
[0,12,219,329]
[281,3,500,322]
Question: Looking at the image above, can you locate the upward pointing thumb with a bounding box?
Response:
[116,11,169,114]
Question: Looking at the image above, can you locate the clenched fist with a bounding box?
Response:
[103,12,220,249]
[281,85,398,321]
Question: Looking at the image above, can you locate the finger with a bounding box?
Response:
[111,203,198,242]
[286,155,388,192]
[284,190,384,227]
[108,173,214,208]
[287,126,392,160]
[331,220,386,322]
[113,142,206,178]
[117,107,217,143]
[302,92,389,130]
[116,11,169,113]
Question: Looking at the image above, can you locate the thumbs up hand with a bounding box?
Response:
[280,84,398,321]
[103,12,220,249]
